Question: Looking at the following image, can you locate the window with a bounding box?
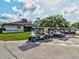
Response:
[17,26,21,29]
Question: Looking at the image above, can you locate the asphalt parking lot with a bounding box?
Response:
[0,32,79,59]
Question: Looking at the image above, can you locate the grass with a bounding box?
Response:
[0,32,31,41]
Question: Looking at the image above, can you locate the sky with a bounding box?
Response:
[0,0,79,23]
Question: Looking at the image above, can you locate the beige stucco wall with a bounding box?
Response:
[2,25,24,33]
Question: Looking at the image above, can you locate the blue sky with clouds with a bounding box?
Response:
[0,0,79,23]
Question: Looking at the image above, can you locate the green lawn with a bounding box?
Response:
[0,32,31,41]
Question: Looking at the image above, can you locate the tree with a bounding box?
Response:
[34,18,42,27]
[71,22,79,29]
[33,15,70,29]
[65,21,70,29]
[52,15,66,29]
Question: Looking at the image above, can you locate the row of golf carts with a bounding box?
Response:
[28,27,76,42]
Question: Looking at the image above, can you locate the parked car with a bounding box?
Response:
[64,29,71,34]
[64,29,76,34]
[28,28,49,42]
[53,30,65,37]
[70,29,76,34]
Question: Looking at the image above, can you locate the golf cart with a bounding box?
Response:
[64,29,71,34]
[52,29,65,37]
[64,29,76,34]
[28,27,49,42]
[70,29,76,34]
[48,29,54,38]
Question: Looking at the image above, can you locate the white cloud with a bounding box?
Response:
[4,0,11,2]
[21,1,37,12]
[12,3,37,19]
[33,9,44,18]
[42,15,49,18]
[18,0,39,3]
[19,0,61,14]
[0,13,18,22]
[11,0,61,20]
[12,6,23,17]
[17,0,61,7]
[12,0,40,19]
[12,6,18,12]
[11,0,62,21]
[20,11,31,19]
[61,4,79,16]
[16,0,22,2]
[41,0,61,7]
[50,8,56,11]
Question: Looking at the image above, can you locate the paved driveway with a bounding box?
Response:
[0,34,79,59]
